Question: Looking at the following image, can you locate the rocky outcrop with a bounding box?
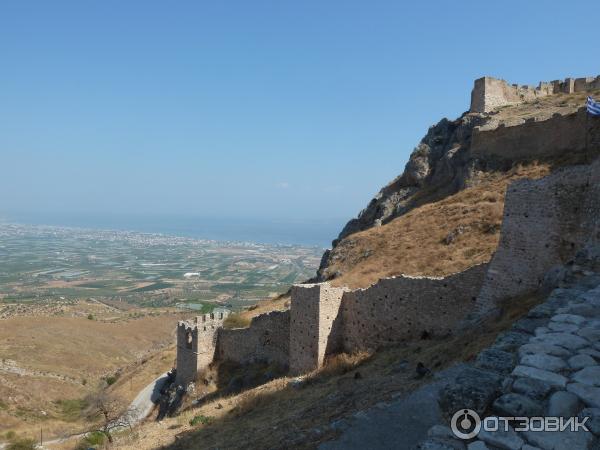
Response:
[332,114,485,246]
[317,95,600,282]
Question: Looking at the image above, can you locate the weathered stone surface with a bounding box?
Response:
[466,442,488,450]
[416,439,463,450]
[520,353,568,372]
[523,429,594,450]
[535,327,550,337]
[580,348,600,360]
[578,327,600,342]
[562,304,600,318]
[567,382,600,408]
[478,424,524,450]
[493,331,531,351]
[519,343,572,359]
[547,391,582,417]
[579,407,600,435]
[551,314,588,325]
[532,333,590,351]
[512,365,568,388]
[475,349,515,375]
[492,393,544,417]
[569,354,598,370]
[521,445,542,450]
[439,367,502,417]
[548,321,580,333]
[512,318,549,335]
[527,304,556,319]
[572,366,600,387]
[512,377,554,401]
[427,425,455,440]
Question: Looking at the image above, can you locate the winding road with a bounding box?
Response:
[0,373,170,449]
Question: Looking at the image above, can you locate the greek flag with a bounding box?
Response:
[587,96,600,116]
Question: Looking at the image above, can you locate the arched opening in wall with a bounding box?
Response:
[186,331,193,349]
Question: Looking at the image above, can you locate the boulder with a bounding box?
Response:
[531,333,589,351]
[493,331,531,352]
[572,366,600,387]
[579,407,600,435]
[492,393,544,417]
[567,383,600,408]
[518,343,572,358]
[523,429,594,450]
[547,391,582,417]
[512,365,568,388]
[568,354,597,370]
[511,377,554,401]
[520,353,567,372]
[478,424,524,450]
[475,349,515,375]
[439,366,502,417]
[551,314,587,326]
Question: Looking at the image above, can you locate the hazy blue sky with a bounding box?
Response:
[1,0,599,226]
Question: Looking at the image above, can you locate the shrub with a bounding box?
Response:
[6,439,37,450]
[87,314,95,320]
[223,313,251,329]
[104,375,118,386]
[189,415,213,426]
[5,431,16,440]
[57,398,88,421]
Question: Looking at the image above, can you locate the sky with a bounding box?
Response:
[1,0,599,231]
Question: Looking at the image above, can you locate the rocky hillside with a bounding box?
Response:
[317,89,600,287]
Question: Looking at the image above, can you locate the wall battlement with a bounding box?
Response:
[175,311,229,386]
[470,76,600,113]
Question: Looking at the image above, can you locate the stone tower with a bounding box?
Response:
[175,311,229,387]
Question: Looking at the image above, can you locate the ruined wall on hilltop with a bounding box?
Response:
[339,263,488,352]
[470,76,600,113]
[471,108,600,163]
[473,160,600,319]
[216,310,290,368]
[176,311,229,386]
[289,283,347,374]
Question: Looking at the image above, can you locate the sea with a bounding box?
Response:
[1,212,346,248]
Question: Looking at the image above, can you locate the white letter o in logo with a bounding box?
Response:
[451,409,481,440]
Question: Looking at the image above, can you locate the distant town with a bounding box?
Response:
[0,223,322,312]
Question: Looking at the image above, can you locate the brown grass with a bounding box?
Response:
[0,308,187,441]
[327,163,551,288]
[114,291,544,450]
[222,313,251,329]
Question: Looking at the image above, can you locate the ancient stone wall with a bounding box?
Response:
[175,311,229,386]
[470,76,600,113]
[216,310,290,367]
[471,108,600,163]
[340,263,488,352]
[289,283,347,374]
[473,160,600,319]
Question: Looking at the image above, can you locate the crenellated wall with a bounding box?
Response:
[470,76,600,113]
[175,311,229,386]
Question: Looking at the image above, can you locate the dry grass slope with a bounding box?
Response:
[327,164,551,288]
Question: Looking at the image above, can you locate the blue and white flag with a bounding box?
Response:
[587,96,600,116]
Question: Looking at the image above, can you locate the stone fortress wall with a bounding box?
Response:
[473,158,600,319]
[471,107,600,162]
[470,75,600,113]
[175,311,229,386]
[217,310,290,367]
[175,76,600,387]
[176,263,489,384]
